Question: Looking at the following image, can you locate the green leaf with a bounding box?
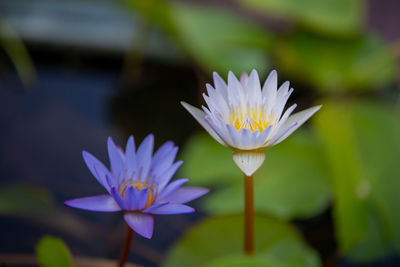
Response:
[0,18,35,88]
[163,214,320,267]
[179,134,239,187]
[204,255,282,267]
[274,32,397,92]
[180,131,331,219]
[169,2,273,77]
[0,184,54,216]
[238,0,364,35]
[314,99,400,263]
[126,1,273,76]
[36,236,73,267]
[125,0,175,33]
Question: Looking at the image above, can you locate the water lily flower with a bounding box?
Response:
[65,135,209,239]
[182,69,321,176]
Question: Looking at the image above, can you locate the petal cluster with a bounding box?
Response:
[182,69,321,175]
[65,135,208,239]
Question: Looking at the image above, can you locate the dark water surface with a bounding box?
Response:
[0,59,204,266]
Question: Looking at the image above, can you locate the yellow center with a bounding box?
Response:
[228,104,276,132]
[119,182,153,209]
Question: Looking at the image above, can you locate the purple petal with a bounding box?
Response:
[152,141,174,167]
[162,187,209,204]
[107,137,125,175]
[151,142,178,178]
[125,135,137,175]
[64,195,121,212]
[125,186,149,211]
[155,161,183,192]
[147,204,194,215]
[82,151,110,190]
[136,134,154,183]
[157,178,189,201]
[142,201,169,213]
[110,186,127,210]
[124,212,154,239]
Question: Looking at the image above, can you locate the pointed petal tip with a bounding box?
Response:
[250,69,258,75]
[145,133,154,141]
[107,136,114,145]
[82,150,88,158]
[127,135,134,143]
[181,101,194,110]
[232,151,266,176]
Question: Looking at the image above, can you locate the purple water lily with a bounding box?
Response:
[65,134,208,239]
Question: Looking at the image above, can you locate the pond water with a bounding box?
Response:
[0,54,204,266]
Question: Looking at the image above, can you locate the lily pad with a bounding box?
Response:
[163,214,320,267]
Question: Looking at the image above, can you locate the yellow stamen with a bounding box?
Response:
[119,182,153,209]
[228,105,276,132]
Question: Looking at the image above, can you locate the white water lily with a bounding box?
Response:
[182,69,321,176]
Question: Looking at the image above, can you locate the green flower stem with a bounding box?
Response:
[118,226,135,267]
[244,173,254,255]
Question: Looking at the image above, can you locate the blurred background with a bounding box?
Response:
[0,0,399,266]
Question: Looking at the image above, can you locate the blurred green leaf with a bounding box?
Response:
[204,255,281,267]
[0,184,54,216]
[238,0,364,35]
[180,134,238,187]
[180,131,331,219]
[164,214,320,267]
[274,32,397,92]
[0,18,35,88]
[170,2,272,76]
[127,1,272,76]
[315,99,400,263]
[36,236,73,267]
[125,0,175,33]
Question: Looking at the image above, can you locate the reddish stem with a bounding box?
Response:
[244,174,254,255]
[118,226,134,267]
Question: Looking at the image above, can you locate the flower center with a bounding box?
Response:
[228,104,276,132]
[119,181,154,209]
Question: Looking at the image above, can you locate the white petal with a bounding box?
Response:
[240,72,249,87]
[205,116,233,147]
[256,125,273,147]
[272,105,321,145]
[226,124,243,149]
[262,70,277,110]
[273,83,292,119]
[246,69,262,106]
[213,71,229,101]
[181,102,226,146]
[271,103,297,136]
[232,151,266,176]
[205,84,229,115]
[240,128,258,149]
[227,71,244,107]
